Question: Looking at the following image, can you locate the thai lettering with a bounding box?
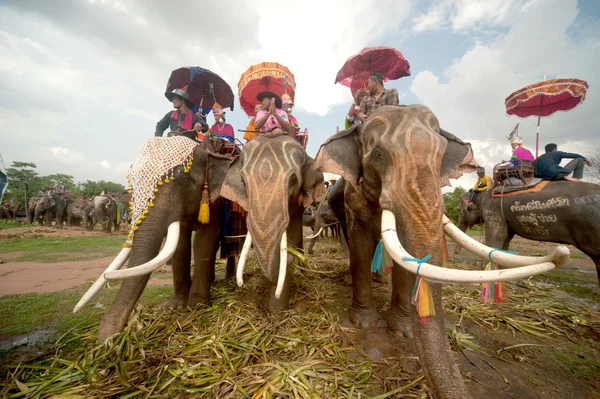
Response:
[510,197,570,212]
[574,193,600,206]
[516,213,558,226]
[522,225,550,236]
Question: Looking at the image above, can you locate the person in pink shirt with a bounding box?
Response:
[511,137,535,161]
[254,91,292,138]
[209,104,235,142]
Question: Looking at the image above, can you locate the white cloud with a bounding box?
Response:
[413,0,527,33]
[411,0,599,189]
[92,160,112,169]
[49,147,86,164]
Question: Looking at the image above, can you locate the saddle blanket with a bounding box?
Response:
[491,179,549,198]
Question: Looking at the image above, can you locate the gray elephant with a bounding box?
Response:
[67,198,94,228]
[35,194,67,228]
[90,196,124,233]
[221,136,325,311]
[456,181,600,281]
[305,198,347,255]
[28,196,41,224]
[2,199,19,219]
[75,137,233,342]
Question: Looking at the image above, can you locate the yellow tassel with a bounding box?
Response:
[128,234,134,239]
[140,215,145,220]
[122,243,132,248]
[157,180,163,186]
[184,168,190,173]
[148,202,155,207]
[143,209,148,215]
[198,183,210,224]
[170,175,175,181]
[153,188,158,193]
[417,279,436,322]
[127,190,132,194]
[164,178,170,184]
[151,195,156,200]
[136,219,142,225]
[133,226,139,231]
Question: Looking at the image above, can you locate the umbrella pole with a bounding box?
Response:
[536,116,541,158]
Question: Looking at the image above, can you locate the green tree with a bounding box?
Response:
[77,180,126,197]
[443,187,466,224]
[5,162,42,204]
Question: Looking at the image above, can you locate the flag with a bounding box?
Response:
[506,123,519,141]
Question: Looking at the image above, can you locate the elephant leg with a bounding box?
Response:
[189,219,221,307]
[347,219,378,329]
[162,223,193,309]
[225,257,236,279]
[388,264,415,338]
[485,218,510,250]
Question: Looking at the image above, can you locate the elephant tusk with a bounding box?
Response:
[381,210,557,283]
[275,231,287,299]
[442,215,570,268]
[304,227,323,240]
[236,234,253,287]
[104,221,180,280]
[73,247,131,313]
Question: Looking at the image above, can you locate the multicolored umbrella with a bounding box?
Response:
[166,66,235,111]
[335,46,411,95]
[238,62,296,117]
[505,78,589,157]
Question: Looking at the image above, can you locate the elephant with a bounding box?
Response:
[34,194,67,228]
[28,196,41,224]
[2,199,19,219]
[75,137,234,342]
[67,198,94,228]
[220,136,325,311]
[306,198,348,256]
[455,181,600,282]
[90,196,124,233]
[312,105,571,399]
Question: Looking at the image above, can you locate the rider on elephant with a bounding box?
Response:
[468,167,491,205]
[155,89,208,138]
[535,143,593,182]
[345,88,369,129]
[254,91,293,138]
[209,104,235,143]
[281,94,299,132]
[356,71,399,122]
[510,136,534,162]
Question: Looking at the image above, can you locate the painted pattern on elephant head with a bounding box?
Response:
[221,136,325,279]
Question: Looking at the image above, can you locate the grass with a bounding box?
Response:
[0,220,23,230]
[0,285,173,338]
[1,236,125,262]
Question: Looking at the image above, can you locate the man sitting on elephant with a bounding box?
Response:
[155,89,208,138]
[356,71,399,122]
[535,143,593,182]
[468,167,491,205]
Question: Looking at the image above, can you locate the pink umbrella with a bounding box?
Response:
[335,46,411,95]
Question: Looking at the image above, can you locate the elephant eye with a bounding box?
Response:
[373,147,384,159]
[289,174,298,187]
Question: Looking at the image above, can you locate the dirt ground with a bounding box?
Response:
[0,226,170,296]
[1,226,599,398]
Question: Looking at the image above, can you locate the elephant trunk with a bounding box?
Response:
[96,217,167,342]
[380,208,470,399]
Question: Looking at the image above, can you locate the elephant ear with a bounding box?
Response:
[206,152,235,203]
[439,129,479,187]
[220,155,249,210]
[314,126,361,188]
[301,156,326,207]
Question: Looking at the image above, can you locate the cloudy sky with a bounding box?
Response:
[1,0,598,190]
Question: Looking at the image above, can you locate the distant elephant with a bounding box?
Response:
[67,198,94,228]
[312,105,569,399]
[221,136,325,311]
[2,199,19,219]
[456,181,600,282]
[75,137,233,342]
[34,194,67,228]
[28,196,41,224]
[306,198,348,256]
[91,196,124,233]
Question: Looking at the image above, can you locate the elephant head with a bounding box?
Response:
[75,137,232,341]
[221,136,325,309]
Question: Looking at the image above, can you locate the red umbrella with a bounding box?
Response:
[335,46,411,95]
[505,78,589,157]
[166,66,234,110]
[238,62,296,117]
